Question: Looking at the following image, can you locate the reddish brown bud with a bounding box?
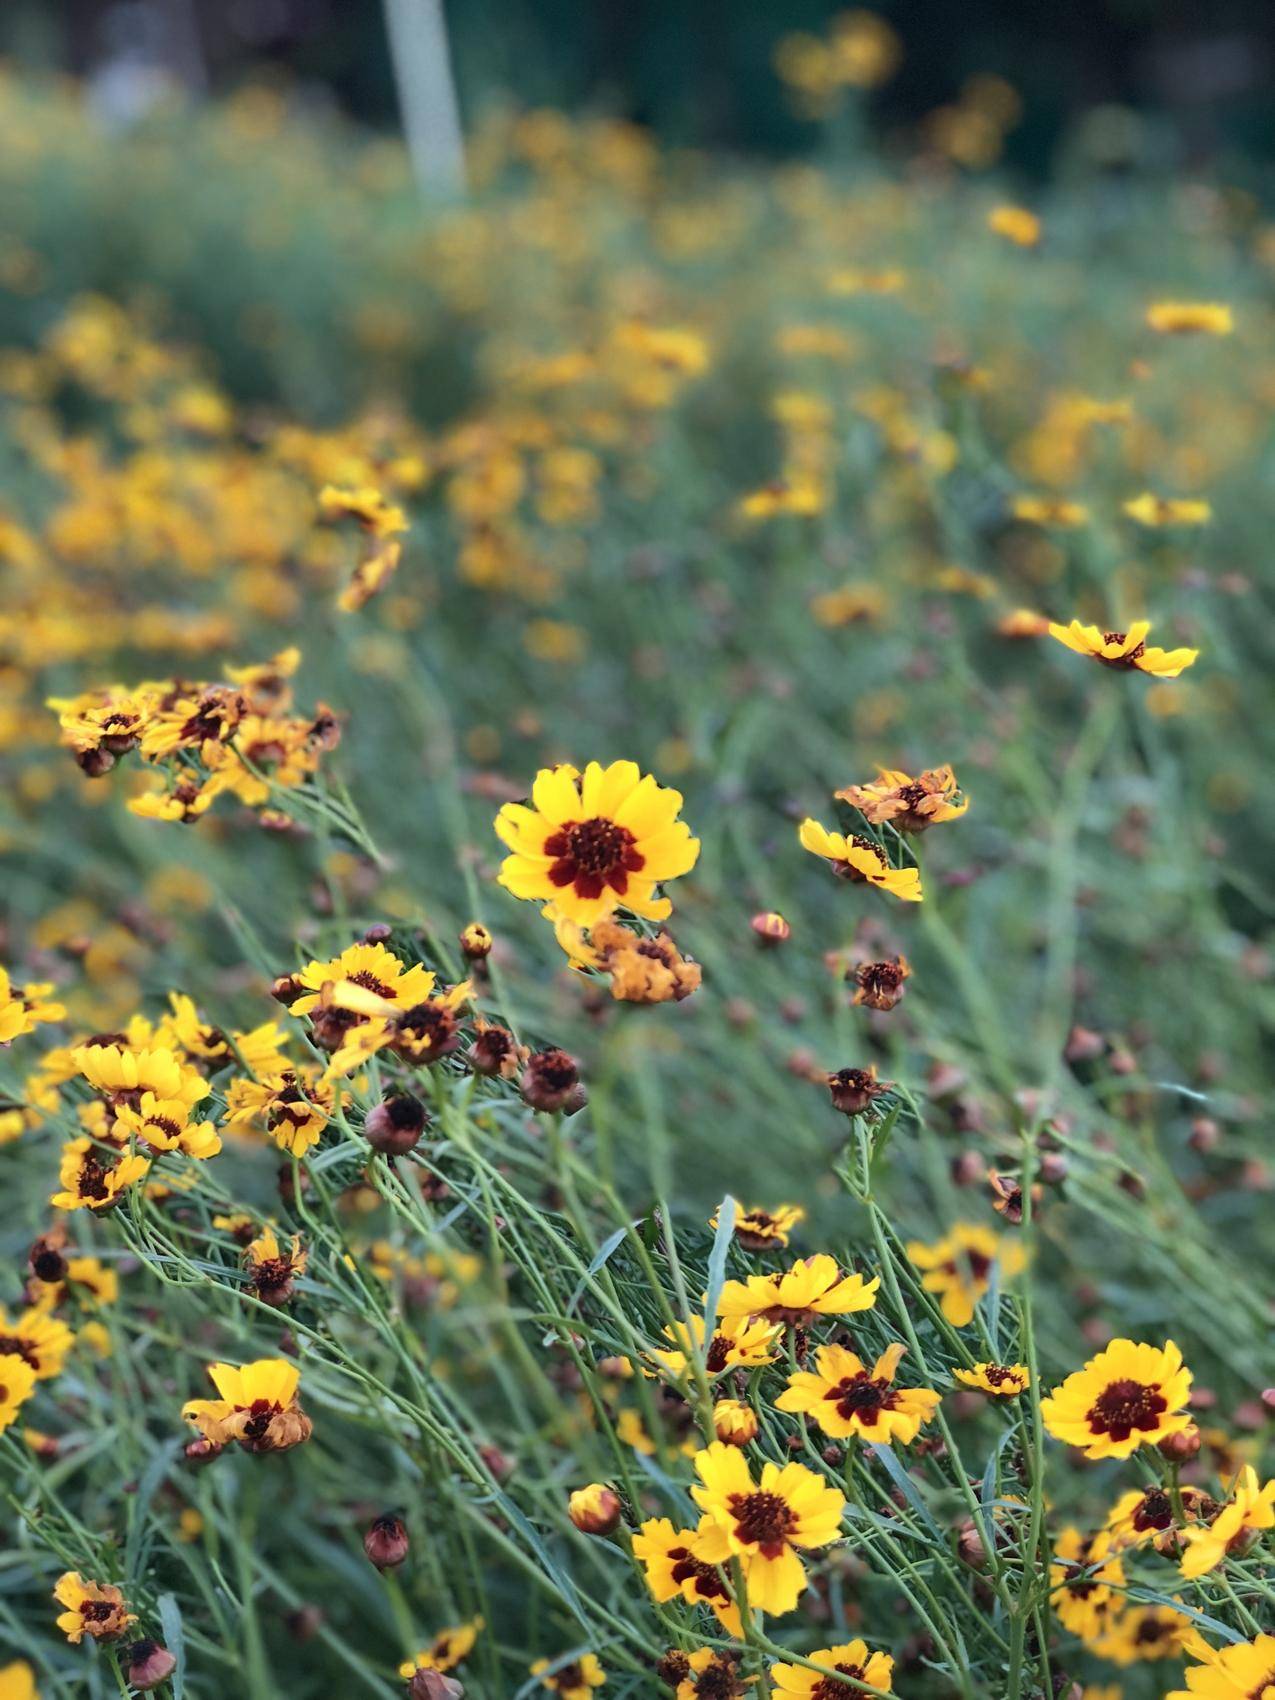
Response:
[363,1512,410,1569]
[1189,1116,1221,1153]
[521,1048,581,1112]
[408,1675,463,1700]
[950,1151,985,1187]
[125,1640,177,1691]
[285,1605,324,1642]
[364,1093,428,1155]
[458,922,493,960]
[827,1066,891,1116]
[567,1484,622,1535]
[750,911,791,945]
[183,1437,223,1466]
[1064,1025,1106,1063]
[270,974,305,1006]
[1158,1424,1201,1463]
[956,1518,989,1570]
[1261,1388,1275,1417]
[1038,1152,1069,1186]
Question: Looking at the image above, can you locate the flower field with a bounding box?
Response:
[0,37,1272,1700]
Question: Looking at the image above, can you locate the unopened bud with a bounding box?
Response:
[458,922,493,961]
[956,1518,989,1570]
[364,1093,428,1155]
[713,1399,759,1446]
[750,911,791,945]
[408,1672,463,1700]
[125,1640,177,1691]
[950,1151,985,1187]
[567,1483,621,1535]
[364,1512,410,1569]
[28,1234,68,1286]
[183,1437,223,1466]
[1158,1424,1201,1463]
[1189,1116,1221,1153]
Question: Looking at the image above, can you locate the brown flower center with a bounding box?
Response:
[1097,632,1146,668]
[1132,1488,1174,1531]
[77,1154,112,1201]
[544,816,645,901]
[0,1333,38,1370]
[728,1488,796,1556]
[812,1664,868,1699]
[829,1372,898,1425]
[348,969,396,997]
[1086,1377,1167,1441]
[668,1544,732,1606]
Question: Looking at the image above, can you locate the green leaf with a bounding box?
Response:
[157,1593,186,1699]
[702,1195,736,1333]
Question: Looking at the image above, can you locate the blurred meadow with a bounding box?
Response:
[0,6,1273,1700]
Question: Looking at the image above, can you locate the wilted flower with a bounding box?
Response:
[182,1357,312,1454]
[52,1573,136,1644]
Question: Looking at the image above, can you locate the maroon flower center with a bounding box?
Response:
[1086,1377,1167,1441]
[82,1599,118,1623]
[945,1248,991,1283]
[554,1663,583,1690]
[982,1365,1016,1388]
[240,1398,282,1440]
[1132,1488,1174,1532]
[0,1333,38,1370]
[544,816,644,901]
[728,1489,796,1557]
[1097,632,1146,668]
[668,1544,731,1605]
[78,1155,112,1201]
[829,1373,898,1425]
[348,969,396,997]
[812,1664,868,1699]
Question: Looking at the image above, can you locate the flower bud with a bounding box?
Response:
[956,1518,989,1570]
[713,1399,758,1446]
[364,1093,429,1155]
[827,1065,891,1115]
[125,1639,178,1691]
[1188,1116,1221,1152]
[28,1234,68,1286]
[750,911,791,945]
[459,922,493,961]
[521,1048,581,1112]
[183,1437,223,1466]
[364,1512,410,1569]
[1158,1424,1201,1463]
[1261,1387,1275,1417]
[408,1672,463,1700]
[567,1483,621,1535]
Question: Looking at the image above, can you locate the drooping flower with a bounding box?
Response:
[905,1224,1026,1327]
[690,1442,846,1616]
[835,765,968,831]
[244,1225,308,1306]
[631,1516,743,1634]
[711,1201,805,1252]
[398,1618,483,1678]
[1166,1632,1275,1700]
[849,957,911,1011]
[716,1254,879,1328]
[52,1573,136,1644]
[777,1341,941,1444]
[671,1649,748,1698]
[798,821,922,901]
[1040,1339,1193,1460]
[182,1358,312,1453]
[1047,619,1198,678]
[646,1313,780,1380]
[1177,1466,1275,1578]
[770,1639,895,1696]
[495,761,699,925]
[954,1362,1030,1398]
[529,1653,607,1697]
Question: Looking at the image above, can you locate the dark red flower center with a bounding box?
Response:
[77,1155,112,1201]
[728,1488,796,1557]
[1086,1378,1167,1441]
[668,1544,732,1605]
[1097,632,1146,668]
[0,1333,39,1369]
[349,969,396,997]
[812,1664,868,1698]
[1132,1488,1174,1531]
[828,1372,898,1425]
[544,816,644,901]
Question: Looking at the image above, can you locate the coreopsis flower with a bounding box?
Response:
[244,1225,307,1306]
[776,1341,941,1444]
[567,1483,622,1536]
[31,1253,119,1310]
[714,1399,759,1445]
[1093,1602,1208,1667]
[1145,301,1233,336]
[988,204,1040,247]
[161,992,230,1062]
[398,1618,483,1678]
[850,956,911,1011]
[827,1065,892,1115]
[738,476,826,520]
[0,1353,37,1434]
[47,686,156,775]
[113,1093,221,1159]
[182,1357,312,1453]
[770,1640,894,1697]
[317,485,408,538]
[1011,494,1088,527]
[139,684,244,762]
[905,1224,1026,1327]
[290,940,437,1027]
[631,1517,742,1634]
[521,1047,582,1113]
[647,1313,780,1380]
[711,1201,805,1252]
[1049,1527,1125,1640]
[52,1573,136,1644]
[835,766,968,832]
[690,1443,845,1616]
[563,915,702,1004]
[467,1019,526,1080]
[717,1254,879,1328]
[0,1305,74,1380]
[1166,1633,1275,1700]
[458,922,493,961]
[1178,1466,1275,1578]
[0,1661,39,1699]
[389,983,472,1065]
[1103,1482,1212,1553]
[1123,492,1212,527]
[0,970,64,1045]
[50,1139,151,1212]
[997,607,1051,638]
[954,1362,1030,1398]
[1048,619,1198,678]
[73,1043,207,1112]
[1041,1339,1193,1460]
[495,761,699,925]
[223,1069,331,1157]
[798,821,922,902]
[529,1653,606,1698]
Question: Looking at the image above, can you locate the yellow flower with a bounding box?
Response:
[1041,1338,1193,1460]
[646,1313,780,1380]
[1146,301,1233,336]
[770,1639,895,1696]
[317,484,408,538]
[49,1139,151,1212]
[1011,494,1088,527]
[713,1398,759,1445]
[52,1572,137,1644]
[1092,1601,1208,1666]
[0,969,65,1044]
[1123,492,1212,527]
[530,1652,607,1697]
[73,1042,208,1109]
[1049,1527,1125,1641]
[495,761,699,925]
[631,1516,742,1634]
[1048,619,1197,678]
[717,1253,879,1328]
[0,1306,74,1380]
[798,820,922,901]
[0,1661,40,1700]
[711,1201,805,1252]
[223,1069,331,1157]
[398,1617,484,1676]
[113,1092,222,1159]
[182,1357,312,1453]
[1166,1633,1275,1700]
[1178,1466,1275,1578]
[988,205,1041,247]
[954,1362,1030,1398]
[906,1224,1025,1327]
[835,764,968,831]
[690,1442,845,1616]
[290,940,437,1019]
[738,476,826,519]
[777,1341,940,1444]
[0,1353,38,1434]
